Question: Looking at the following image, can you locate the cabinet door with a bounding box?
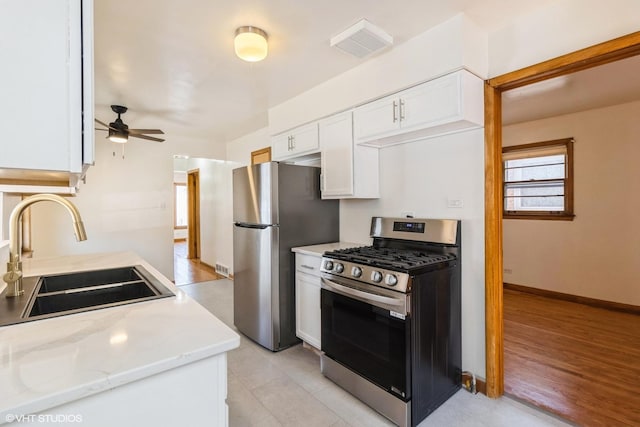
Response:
[0,0,84,173]
[271,133,292,160]
[295,271,322,349]
[320,112,354,198]
[290,122,319,155]
[400,72,460,132]
[271,122,319,161]
[353,94,399,143]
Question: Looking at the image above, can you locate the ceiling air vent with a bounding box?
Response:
[330,19,393,58]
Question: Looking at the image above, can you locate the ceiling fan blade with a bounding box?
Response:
[129,133,165,142]
[94,118,117,130]
[95,128,108,131]
[129,128,164,135]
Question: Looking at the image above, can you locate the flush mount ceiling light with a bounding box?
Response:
[330,19,393,58]
[234,26,268,62]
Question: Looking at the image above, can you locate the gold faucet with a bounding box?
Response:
[3,194,87,298]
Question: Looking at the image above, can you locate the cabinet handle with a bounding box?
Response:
[291,135,295,150]
[300,264,315,271]
[288,136,292,151]
[399,99,405,121]
[392,101,398,123]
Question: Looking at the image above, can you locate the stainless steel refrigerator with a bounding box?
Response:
[232,162,339,351]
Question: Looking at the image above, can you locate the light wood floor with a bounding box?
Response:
[173,241,223,286]
[504,288,640,427]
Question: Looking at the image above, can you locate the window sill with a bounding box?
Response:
[174,226,188,230]
[503,213,575,221]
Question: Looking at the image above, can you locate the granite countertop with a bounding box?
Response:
[291,241,366,257]
[0,251,240,421]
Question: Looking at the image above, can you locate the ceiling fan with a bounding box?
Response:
[95,105,165,143]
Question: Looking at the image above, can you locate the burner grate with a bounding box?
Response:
[326,246,455,271]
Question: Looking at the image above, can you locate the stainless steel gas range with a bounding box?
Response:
[319,217,462,427]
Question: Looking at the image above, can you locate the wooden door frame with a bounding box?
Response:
[251,147,271,165]
[187,169,201,260]
[484,31,640,398]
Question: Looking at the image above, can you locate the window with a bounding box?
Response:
[503,138,574,220]
[174,183,187,228]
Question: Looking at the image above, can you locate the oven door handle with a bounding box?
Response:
[321,278,406,313]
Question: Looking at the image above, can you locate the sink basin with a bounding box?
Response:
[0,265,174,327]
[36,267,148,293]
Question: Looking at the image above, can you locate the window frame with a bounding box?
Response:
[174,182,188,229]
[502,138,575,221]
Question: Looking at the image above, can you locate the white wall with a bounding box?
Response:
[1,193,21,241]
[185,158,239,273]
[340,130,486,375]
[503,100,640,306]
[226,127,270,165]
[488,0,640,77]
[29,108,225,280]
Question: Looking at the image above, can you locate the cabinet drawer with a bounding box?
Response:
[295,253,322,277]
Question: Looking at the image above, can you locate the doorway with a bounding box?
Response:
[484,32,640,399]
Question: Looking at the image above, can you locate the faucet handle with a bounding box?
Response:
[3,269,22,284]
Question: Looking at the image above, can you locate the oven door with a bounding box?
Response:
[321,276,411,400]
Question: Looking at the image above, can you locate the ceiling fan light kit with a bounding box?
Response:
[108,129,128,143]
[234,26,268,62]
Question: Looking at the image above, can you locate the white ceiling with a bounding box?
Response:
[93,0,555,144]
[503,54,640,125]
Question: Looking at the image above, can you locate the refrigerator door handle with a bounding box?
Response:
[234,222,273,229]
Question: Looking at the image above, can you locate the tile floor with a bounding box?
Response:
[180,280,573,427]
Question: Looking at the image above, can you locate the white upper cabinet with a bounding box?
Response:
[0,0,94,189]
[354,69,483,147]
[320,111,378,199]
[271,122,320,161]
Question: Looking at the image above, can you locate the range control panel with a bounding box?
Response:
[392,221,425,233]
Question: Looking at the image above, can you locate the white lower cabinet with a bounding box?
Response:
[295,253,322,349]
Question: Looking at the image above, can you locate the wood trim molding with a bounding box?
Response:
[476,378,487,396]
[484,82,504,398]
[187,170,201,260]
[251,147,272,165]
[484,31,640,399]
[504,283,640,315]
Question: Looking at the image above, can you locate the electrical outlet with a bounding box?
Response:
[400,211,414,218]
[504,268,512,274]
[447,199,464,208]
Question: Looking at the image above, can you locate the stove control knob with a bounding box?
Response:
[385,274,398,286]
[324,260,334,271]
[351,266,362,278]
[371,271,383,283]
[335,263,344,273]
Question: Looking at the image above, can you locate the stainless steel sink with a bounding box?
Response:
[0,265,174,327]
